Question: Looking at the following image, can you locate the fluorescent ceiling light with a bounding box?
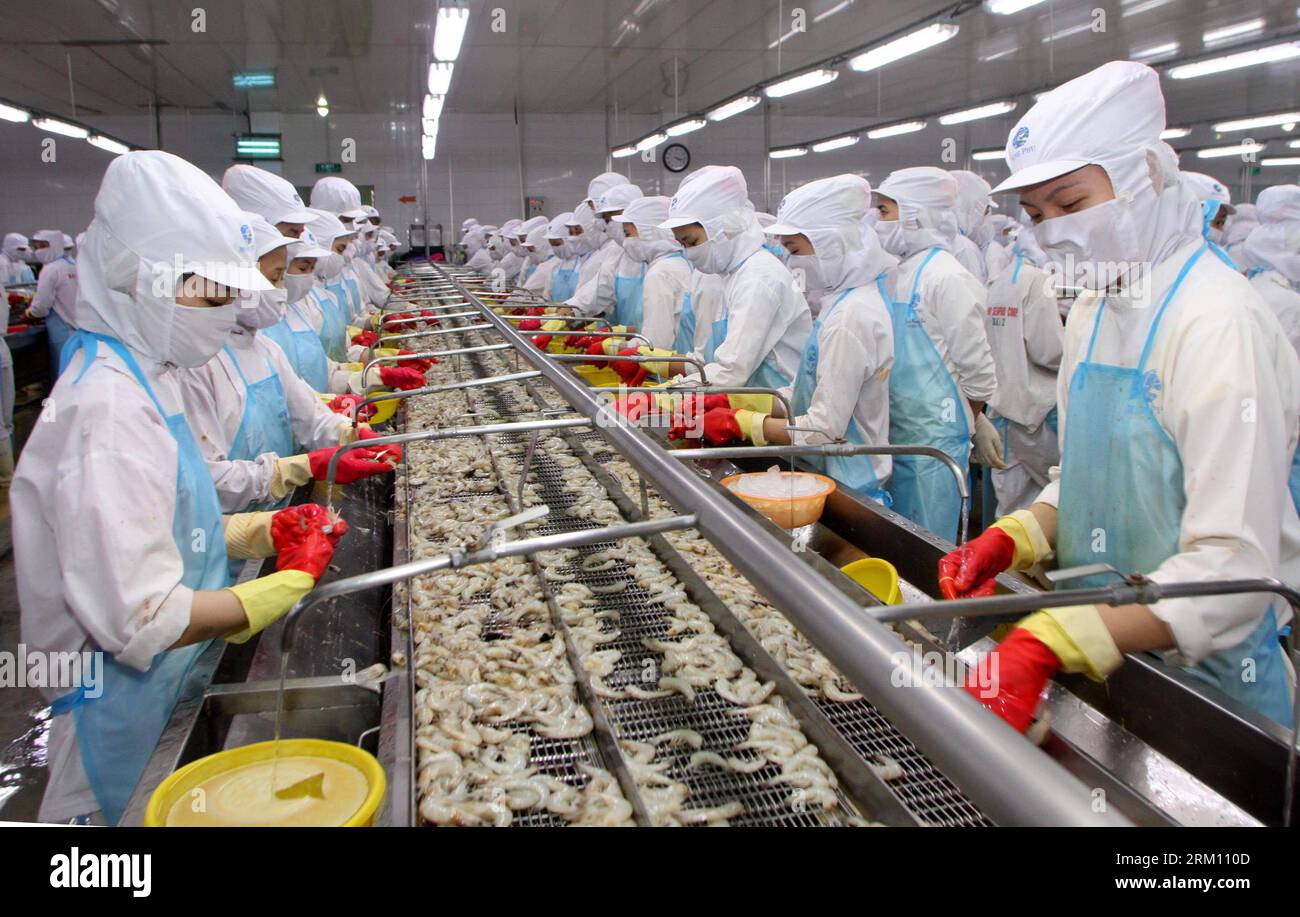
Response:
[972,149,1004,161]
[33,117,88,139]
[611,144,638,158]
[423,94,444,121]
[1042,21,1095,43]
[0,101,31,123]
[422,134,437,160]
[1262,156,1300,165]
[1132,41,1179,60]
[764,68,839,98]
[634,131,667,152]
[665,117,706,136]
[984,0,1048,13]
[939,100,1016,124]
[1213,111,1300,131]
[1121,0,1178,17]
[232,71,275,90]
[707,95,762,121]
[427,62,454,95]
[422,118,438,137]
[1203,18,1265,46]
[87,134,129,155]
[1168,41,1300,79]
[814,1,853,24]
[433,6,470,62]
[847,22,959,73]
[867,119,926,139]
[1196,141,1266,158]
[769,146,809,159]
[1290,139,1300,148]
[235,135,282,159]
[1160,127,1192,139]
[812,134,860,152]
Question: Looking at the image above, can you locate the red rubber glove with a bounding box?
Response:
[275,527,336,580]
[357,426,402,463]
[965,627,1061,734]
[585,339,611,367]
[379,366,426,390]
[667,407,742,445]
[271,503,348,551]
[307,446,395,483]
[397,349,433,372]
[526,306,546,316]
[518,319,542,331]
[509,307,526,316]
[531,334,552,349]
[327,394,375,422]
[677,393,731,415]
[612,393,654,420]
[937,527,1016,600]
[7,292,25,306]
[350,330,378,347]
[564,333,585,349]
[610,348,650,388]
[6,324,30,335]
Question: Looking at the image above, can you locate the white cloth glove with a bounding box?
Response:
[973,412,1008,469]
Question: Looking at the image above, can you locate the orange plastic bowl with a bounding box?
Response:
[720,471,837,529]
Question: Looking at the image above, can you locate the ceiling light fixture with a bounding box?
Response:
[847,22,959,73]
[433,6,470,62]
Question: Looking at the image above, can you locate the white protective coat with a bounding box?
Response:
[611,195,689,349]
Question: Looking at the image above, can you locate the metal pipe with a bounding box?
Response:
[360,343,512,385]
[603,385,796,432]
[429,263,1129,827]
[562,331,652,348]
[667,442,970,545]
[280,515,698,653]
[546,352,709,385]
[350,370,544,430]
[497,315,611,328]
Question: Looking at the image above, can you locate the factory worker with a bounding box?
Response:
[466,228,497,273]
[304,208,358,361]
[464,223,486,256]
[310,177,381,317]
[2,233,36,284]
[179,213,404,516]
[263,236,337,392]
[1241,185,1300,360]
[983,214,1021,280]
[62,233,75,255]
[939,60,1299,729]
[979,219,1064,517]
[755,212,787,259]
[511,217,548,285]
[604,195,690,350]
[1223,201,1258,260]
[1182,171,1236,254]
[658,165,810,391]
[25,229,79,376]
[493,218,525,287]
[582,171,631,213]
[13,151,347,823]
[518,213,572,298]
[221,164,313,239]
[553,204,605,302]
[685,175,896,502]
[874,167,997,543]
[567,184,646,321]
[951,170,994,283]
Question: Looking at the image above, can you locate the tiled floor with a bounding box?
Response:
[0,527,50,822]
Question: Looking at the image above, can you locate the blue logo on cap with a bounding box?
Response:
[1013,127,1030,150]
[240,223,253,245]
[292,193,303,204]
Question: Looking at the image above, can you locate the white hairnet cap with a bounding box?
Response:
[1256,184,1300,223]
[461,217,480,231]
[585,172,627,205]
[661,165,751,230]
[524,224,549,248]
[877,167,958,211]
[951,170,995,235]
[1183,172,1235,214]
[754,212,777,230]
[992,61,1165,195]
[245,212,297,258]
[517,215,548,236]
[289,236,332,259]
[611,195,672,233]
[223,164,313,225]
[304,207,354,247]
[546,212,574,240]
[768,174,872,237]
[32,229,64,248]
[565,203,599,232]
[594,183,643,214]
[362,205,380,219]
[500,218,523,237]
[310,176,363,215]
[62,233,74,249]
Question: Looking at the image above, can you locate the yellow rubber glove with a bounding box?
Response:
[541,319,568,333]
[224,570,316,644]
[340,361,364,372]
[1019,605,1123,680]
[599,337,625,356]
[346,325,362,339]
[271,455,313,499]
[636,347,675,376]
[726,393,775,414]
[373,348,399,359]
[734,410,769,446]
[224,512,277,560]
[991,509,1053,571]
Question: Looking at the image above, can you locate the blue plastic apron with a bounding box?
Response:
[550,253,589,303]
[521,261,536,285]
[320,282,350,362]
[880,248,971,542]
[1056,245,1292,725]
[670,252,697,356]
[263,301,331,392]
[52,331,229,823]
[702,252,792,391]
[222,341,294,513]
[789,287,891,505]
[613,262,647,328]
[342,267,363,321]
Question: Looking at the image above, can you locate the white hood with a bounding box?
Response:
[769,173,894,294]
[222,164,313,225]
[612,195,680,263]
[310,176,363,215]
[875,167,960,257]
[661,164,763,274]
[1243,184,1300,281]
[564,203,603,256]
[952,170,993,238]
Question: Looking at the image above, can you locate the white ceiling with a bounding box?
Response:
[1,0,1298,182]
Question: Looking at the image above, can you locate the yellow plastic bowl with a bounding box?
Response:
[366,395,400,426]
[574,364,623,388]
[720,471,836,529]
[145,739,386,828]
[840,557,902,605]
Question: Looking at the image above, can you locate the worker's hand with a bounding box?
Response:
[564,333,586,350]
[526,306,546,316]
[937,526,1015,599]
[964,627,1061,734]
[357,425,402,463]
[397,349,436,371]
[973,413,1008,469]
[611,348,650,387]
[531,334,552,350]
[379,366,426,390]
[612,392,655,421]
[668,406,743,445]
[677,393,732,415]
[327,393,376,421]
[224,570,318,643]
[307,445,396,484]
[518,319,543,331]
[584,338,623,367]
[350,330,379,347]
[271,503,348,552]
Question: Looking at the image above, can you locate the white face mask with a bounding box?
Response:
[567,232,594,256]
[605,221,625,245]
[876,220,909,258]
[1207,227,1226,246]
[236,287,287,330]
[284,272,315,304]
[786,255,826,302]
[621,239,653,264]
[169,300,237,368]
[1034,196,1139,291]
[317,251,345,280]
[683,238,734,275]
[342,242,357,263]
